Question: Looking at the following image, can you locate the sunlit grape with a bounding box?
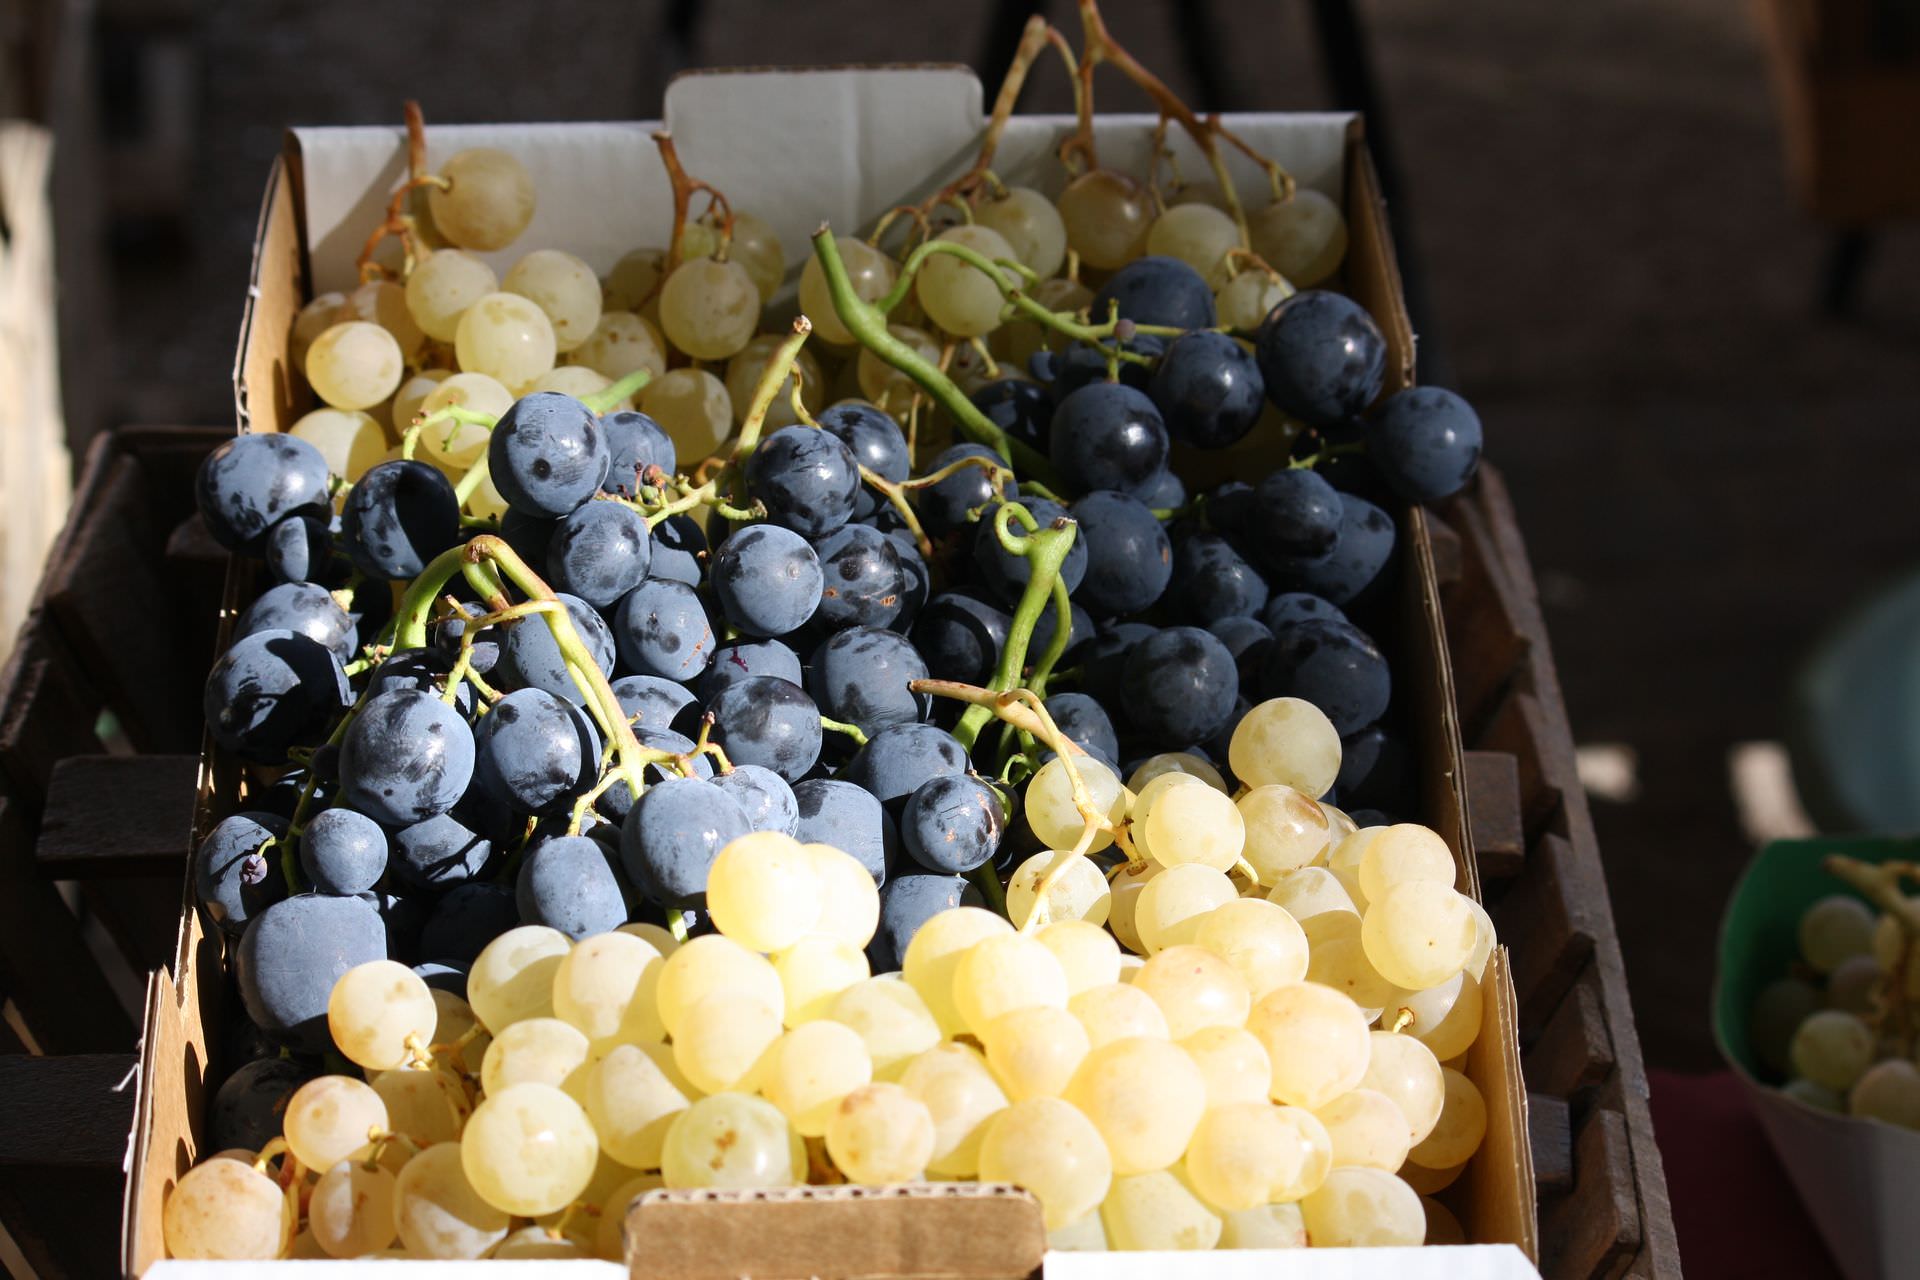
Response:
[826,1081,937,1184]
[707,831,823,953]
[1181,1025,1272,1107]
[1247,982,1371,1110]
[900,1041,1007,1176]
[828,976,943,1079]
[761,1020,873,1137]
[1407,1067,1487,1167]
[480,1016,592,1100]
[307,321,404,411]
[978,1097,1113,1229]
[290,291,347,369]
[725,334,826,428]
[1101,1169,1222,1251]
[393,1141,510,1259]
[659,257,761,360]
[1007,850,1113,928]
[1037,919,1122,994]
[673,992,783,1094]
[1299,1166,1424,1246]
[902,907,1013,1037]
[1361,881,1477,990]
[1193,897,1309,998]
[462,1083,599,1216]
[163,1157,290,1260]
[655,934,785,1040]
[572,310,668,383]
[983,1005,1090,1101]
[1065,1036,1206,1174]
[1359,1031,1445,1145]
[1216,269,1290,332]
[1132,945,1251,1039]
[429,149,536,252]
[291,408,387,485]
[1070,982,1170,1049]
[552,930,665,1052]
[407,248,499,342]
[285,1075,388,1172]
[799,237,897,346]
[585,1042,691,1168]
[1314,1087,1413,1171]
[455,292,557,392]
[978,186,1068,280]
[469,925,571,1033]
[1236,785,1332,882]
[416,371,513,467]
[1135,865,1237,954]
[1229,698,1341,798]
[775,935,870,1026]
[638,368,732,462]
[310,1157,398,1257]
[1184,1101,1332,1210]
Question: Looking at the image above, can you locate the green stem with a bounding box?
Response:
[583,369,653,415]
[819,716,869,746]
[1027,576,1074,699]
[391,545,476,650]
[953,505,1077,752]
[967,863,1009,917]
[454,453,492,506]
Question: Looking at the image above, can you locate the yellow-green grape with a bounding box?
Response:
[983,1005,1090,1101]
[1135,865,1237,954]
[504,249,601,353]
[310,1158,398,1257]
[724,334,826,429]
[707,831,823,953]
[603,248,667,312]
[1049,1211,1110,1251]
[1396,969,1483,1062]
[729,211,787,303]
[673,993,783,1094]
[760,1020,873,1137]
[1181,1026,1273,1107]
[1799,894,1876,974]
[1315,1087,1413,1171]
[467,463,510,520]
[1358,824,1456,903]
[1359,1031,1445,1146]
[1065,1036,1206,1174]
[290,408,386,485]
[372,1066,466,1146]
[1424,1195,1468,1245]
[654,934,784,1040]
[856,324,941,415]
[493,1226,588,1259]
[978,186,1068,280]
[345,278,427,360]
[480,1016,592,1100]
[1129,751,1228,794]
[417,371,513,467]
[429,986,485,1051]
[1142,780,1245,872]
[551,930,665,1052]
[572,310,668,382]
[1216,269,1290,332]
[1326,829,1378,908]
[1298,1166,1424,1247]
[1248,982,1371,1110]
[1025,755,1126,854]
[659,257,761,361]
[290,290,347,370]
[454,292,556,392]
[1361,881,1478,990]
[1100,1169,1222,1251]
[594,1171,664,1261]
[915,224,1019,338]
[978,1097,1114,1229]
[1248,189,1349,289]
[901,906,1012,1036]
[1057,170,1151,271]
[1407,1067,1486,1167]
[406,249,499,343]
[469,925,571,1033]
[1267,866,1360,944]
[1037,919,1122,995]
[806,842,881,950]
[1229,698,1341,798]
[677,222,719,262]
[1238,785,1333,883]
[799,236,898,346]
[461,1083,598,1216]
[827,976,942,1079]
[1848,1059,1920,1128]
[825,1081,936,1184]
[428,149,536,252]
[1399,1156,1465,1195]
[1108,861,1159,956]
[1147,203,1240,288]
[620,920,683,957]
[162,1156,290,1260]
[1827,953,1885,1016]
[1465,895,1497,982]
[393,1141,510,1259]
[285,1075,388,1172]
[1070,982,1170,1050]
[307,321,404,412]
[585,1042,691,1168]
[638,367,732,462]
[1791,1008,1876,1090]
[1186,1102,1333,1211]
[1193,897,1309,1000]
[393,368,454,433]
[328,960,436,1071]
[1308,932,1402,1018]
[953,929,1073,1039]
[900,1042,1008,1176]
[1172,180,1231,210]
[1132,945,1252,1040]
[1219,1201,1308,1249]
[1128,774,1204,864]
[774,935,870,1026]
[1007,850,1114,928]
[997,275,1093,368]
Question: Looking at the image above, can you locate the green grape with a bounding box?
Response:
[1237,785,1332,883]
[392,368,453,434]
[310,1158,398,1257]
[1132,944,1251,1040]
[1036,919,1121,995]
[594,1171,664,1261]
[1216,269,1290,331]
[662,1093,805,1189]
[638,367,732,462]
[571,310,668,382]
[799,236,897,346]
[1069,982,1170,1050]
[1791,1008,1875,1090]
[428,149,536,252]
[760,1020,873,1137]
[1181,1025,1272,1107]
[901,906,1012,1036]
[856,324,940,414]
[328,960,436,1072]
[1101,1169,1222,1251]
[673,992,783,1094]
[162,1156,289,1260]
[1298,1166,1424,1247]
[1314,1087,1412,1171]
[492,1226,588,1258]
[1397,969,1483,1063]
[655,934,784,1040]
[915,224,1018,338]
[584,1042,690,1168]
[805,842,881,951]
[1799,894,1876,974]
[454,292,556,393]
[429,987,485,1055]
[393,1141,510,1259]
[603,248,667,312]
[1135,865,1237,954]
[724,334,826,428]
[417,371,513,467]
[1247,982,1371,1110]
[827,975,942,1079]
[461,1083,599,1216]
[406,249,499,343]
[1193,897,1309,999]
[899,1041,1007,1176]
[307,321,403,412]
[706,831,824,953]
[1229,697,1342,798]
[1146,203,1240,288]
[825,1081,936,1184]
[1247,189,1349,289]
[1024,755,1125,853]
[345,278,427,361]
[1128,751,1228,794]
[1360,881,1477,990]
[1358,824,1457,904]
[468,925,571,1033]
[1826,953,1885,1016]
[977,186,1068,280]
[620,920,683,957]
[659,257,760,360]
[729,211,787,303]
[1107,861,1159,956]
[978,1097,1113,1230]
[285,1075,389,1172]
[480,1016,592,1100]
[1057,170,1151,270]
[1048,1210,1110,1251]
[1307,932,1403,1018]
[774,934,869,1026]
[551,930,665,1052]
[1141,780,1245,872]
[1006,850,1113,929]
[290,290,347,370]
[1267,866,1360,944]
[1184,1101,1332,1210]
[371,1065,466,1147]
[1064,1036,1206,1175]
[1407,1067,1487,1167]
[290,408,386,486]
[1358,1030,1445,1146]
[505,249,603,353]
[1219,1201,1307,1249]
[982,1005,1090,1101]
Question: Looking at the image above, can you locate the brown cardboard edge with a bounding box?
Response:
[233,143,306,437]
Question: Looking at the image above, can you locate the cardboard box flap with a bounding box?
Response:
[1046,1244,1541,1278]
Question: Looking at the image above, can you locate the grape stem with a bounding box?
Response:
[354,101,443,282]
[583,368,653,415]
[654,131,736,270]
[948,504,1077,750]
[402,405,497,463]
[818,716,869,746]
[928,16,1082,212]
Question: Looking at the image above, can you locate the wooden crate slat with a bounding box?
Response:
[1542,1108,1642,1280]
[1494,832,1602,1041]
[1525,978,1616,1101]
[1464,749,1527,880]
[1477,689,1567,842]
[0,618,101,812]
[1529,1092,1574,1195]
[37,754,199,878]
[0,1053,140,1280]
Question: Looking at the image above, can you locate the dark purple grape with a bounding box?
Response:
[971,497,1088,607]
[1071,490,1171,617]
[1043,693,1120,766]
[517,835,628,939]
[236,581,356,665]
[706,676,822,783]
[745,425,860,538]
[819,403,908,519]
[915,444,1012,538]
[499,593,615,706]
[1267,493,1396,606]
[1259,615,1391,736]
[473,687,601,815]
[971,378,1054,452]
[204,629,350,764]
[1176,533,1270,623]
[911,591,1010,685]
[1208,615,1274,687]
[1254,290,1387,427]
[808,627,930,737]
[710,524,822,638]
[902,774,1004,875]
[611,674,699,732]
[1048,335,1165,401]
[390,811,494,890]
[419,882,519,964]
[1049,382,1169,498]
[1150,329,1264,448]
[612,578,716,683]
[792,779,892,883]
[619,777,751,908]
[842,723,969,808]
[548,500,653,608]
[1366,386,1483,503]
[337,689,476,826]
[1091,255,1216,330]
[265,514,350,587]
[1263,591,1348,633]
[1338,725,1415,814]
[195,812,289,937]
[874,873,968,969]
[712,764,799,836]
[649,514,707,586]
[1252,469,1344,564]
[196,433,332,553]
[600,410,676,497]
[489,392,611,518]
[699,640,804,702]
[1120,626,1239,746]
[211,1057,313,1153]
[340,460,460,581]
[236,893,386,1052]
[299,807,387,896]
[813,523,906,631]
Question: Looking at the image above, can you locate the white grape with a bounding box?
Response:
[392,1142,510,1260]
[1407,1067,1487,1167]
[1315,1087,1413,1171]
[468,925,571,1032]
[504,248,602,352]
[1248,190,1349,289]
[1237,784,1332,882]
[1070,982,1171,1049]
[706,831,823,953]
[1192,897,1310,998]
[659,257,760,360]
[584,1042,691,1168]
[1184,1101,1333,1210]
[1146,203,1239,287]
[1358,1031,1446,1146]
[1057,170,1151,271]
[429,149,535,252]
[454,292,556,392]
[571,310,668,383]
[978,1097,1114,1229]
[1299,1166,1424,1247]
[1100,1169,1223,1250]
[307,321,403,411]
[1132,945,1251,1039]
[1229,698,1341,798]
[406,249,498,342]
[1247,982,1372,1110]
[461,1083,599,1216]
[798,237,897,346]
[826,1082,938,1184]
[761,1020,873,1137]
[1064,1036,1206,1175]
[1360,880,1478,990]
[638,368,732,462]
[1790,1009,1876,1090]
[978,186,1068,279]
[1006,849,1113,927]
[899,1041,1008,1176]
[1799,894,1876,974]
[162,1157,290,1260]
[916,224,1019,338]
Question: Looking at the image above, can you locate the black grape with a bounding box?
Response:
[434,602,502,676]
[1049,382,1170,498]
[745,425,861,538]
[807,627,930,738]
[500,593,616,705]
[1092,255,1216,329]
[1254,290,1387,427]
[700,640,805,701]
[203,629,350,764]
[1252,469,1345,564]
[235,893,386,1052]
[472,687,600,815]
[792,779,892,883]
[649,513,708,586]
[196,433,332,553]
[707,676,823,783]
[194,812,289,938]
[1150,330,1264,448]
[902,774,1004,875]
[489,392,610,518]
[1208,615,1274,687]
[389,811,494,891]
[874,873,969,970]
[1175,532,1270,623]
[1258,616,1392,735]
[712,764,800,836]
[710,524,822,638]
[340,460,460,581]
[337,689,475,826]
[1267,493,1396,606]
[517,835,628,939]
[418,882,519,965]
[619,777,751,908]
[1120,626,1239,746]
[842,723,970,808]
[299,807,387,896]
[812,523,906,631]
[547,500,653,608]
[1366,386,1484,503]
[265,514,350,587]
[1071,490,1171,618]
[612,577,716,683]
[971,378,1054,452]
[912,591,1010,686]
[972,497,1088,607]
[210,1058,313,1154]
[235,581,356,666]
[1338,725,1416,814]
[915,444,1012,538]
[611,674,699,733]
[600,409,676,497]
[1263,591,1349,633]
[1042,693,1120,767]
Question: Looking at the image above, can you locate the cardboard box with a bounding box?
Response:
[124,66,1538,1277]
